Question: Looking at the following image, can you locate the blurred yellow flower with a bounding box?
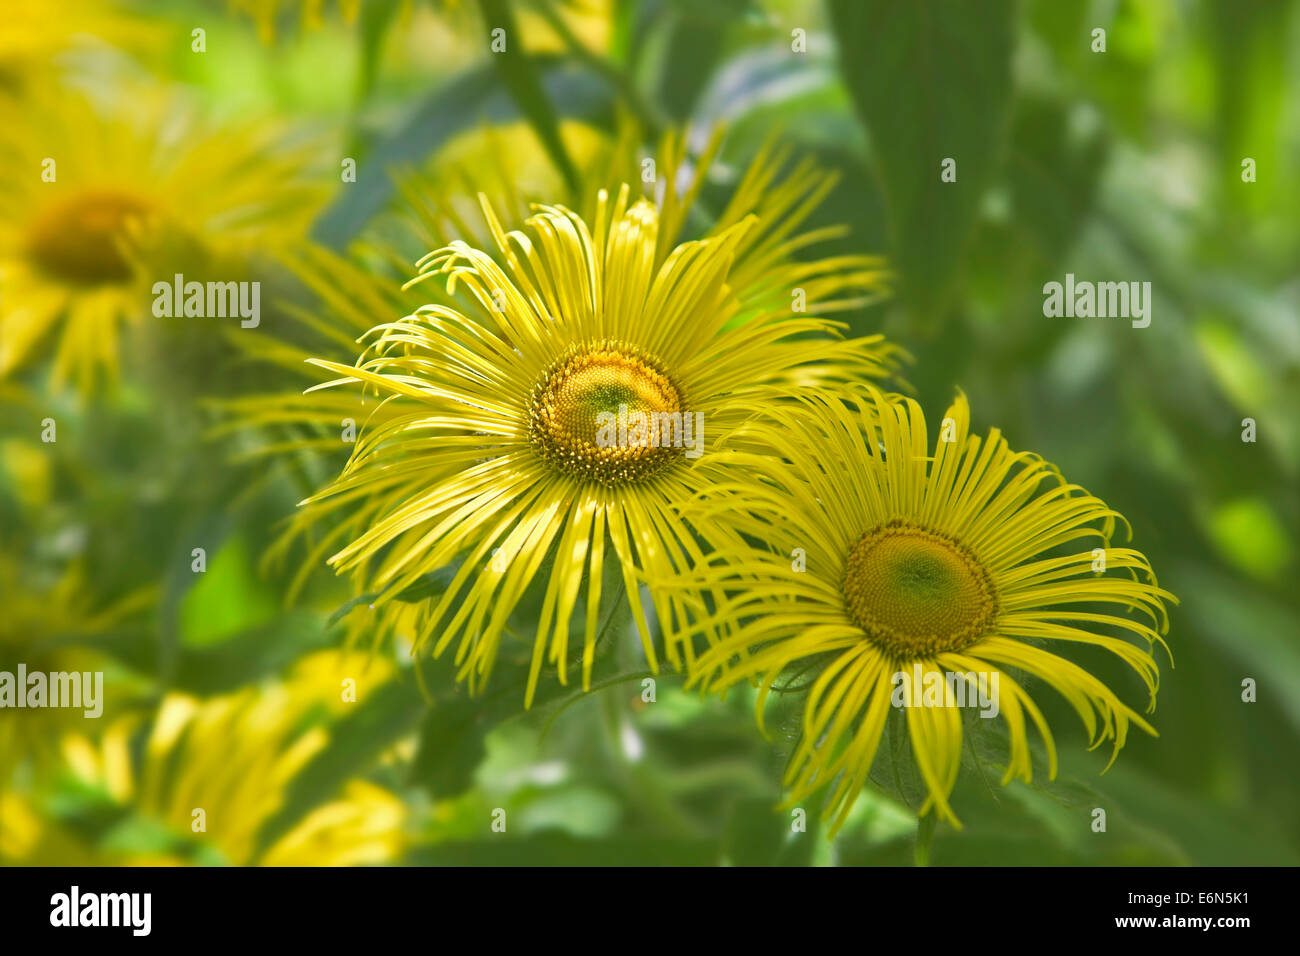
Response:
[0,89,324,394]
[0,555,155,776]
[0,0,159,88]
[0,651,405,866]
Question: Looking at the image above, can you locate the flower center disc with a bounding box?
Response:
[842,520,997,658]
[26,190,152,285]
[529,342,684,485]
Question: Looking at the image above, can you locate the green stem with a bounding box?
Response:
[914,812,938,867]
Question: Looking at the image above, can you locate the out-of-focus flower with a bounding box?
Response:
[0,650,405,866]
[0,89,324,395]
[0,0,160,90]
[229,0,610,56]
[0,554,155,776]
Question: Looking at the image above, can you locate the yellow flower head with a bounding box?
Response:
[666,386,1176,833]
[293,157,900,706]
[0,90,323,394]
[0,0,160,88]
[1,650,404,867]
[0,552,154,776]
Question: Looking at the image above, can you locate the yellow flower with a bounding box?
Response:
[0,0,159,88]
[292,158,899,705]
[0,89,323,394]
[666,386,1175,832]
[0,651,405,866]
[0,554,155,776]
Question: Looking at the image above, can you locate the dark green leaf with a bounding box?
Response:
[409,694,488,798]
[828,0,1015,329]
[83,611,334,695]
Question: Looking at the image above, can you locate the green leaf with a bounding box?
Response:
[325,563,460,627]
[178,533,278,647]
[1086,763,1300,866]
[156,496,239,685]
[692,48,863,156]
[1006,93,1110,263]
[356,0,404,101]
[827,0,1015,329]
[651,5,729,121]
[948,717,1300,865]
[1172,561,1300,734]
[409,693,488,799]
